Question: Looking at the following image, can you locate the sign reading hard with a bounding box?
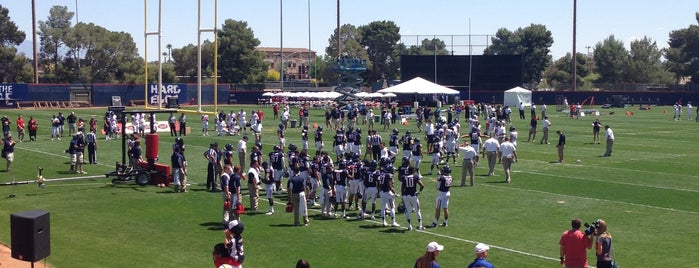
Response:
[147,83,187,105]
[0,84,29,107]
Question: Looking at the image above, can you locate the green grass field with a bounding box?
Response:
[0,104,697,267]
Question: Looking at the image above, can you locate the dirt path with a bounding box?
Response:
[0,243,54,268]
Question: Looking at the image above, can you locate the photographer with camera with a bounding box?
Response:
[594,219,614,268]
[559,218,592,268]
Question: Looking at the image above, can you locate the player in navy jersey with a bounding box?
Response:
[411,138,424,173]
[345,127,357,155]
[389,129,399,157]
[430,165,453,227]
[307,156,321,207]
[400,131,413,159]
[277,123,286,150]
[314,126,324,156]
[444,126,459,165]
[353,128,363,156]
[332,161,352,218]
[320,164,335,218]
[249,143,263,166]
[400,166,425,230]
[428,138,443,175]
[223,143,234,166]
[332,129,346,161]
[261,162,276,215]
[301,125,309,151]
[361,160,380,220]
[469,127,482,166]
[379,165,400,227]
[268,145,286,193]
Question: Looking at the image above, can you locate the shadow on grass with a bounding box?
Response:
[379,228,406,234]
[358,224,384,229]
[269,223,298,227]
[201,221,225,231]
[485,180,508,184]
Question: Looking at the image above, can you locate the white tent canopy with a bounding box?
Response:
[377,77,459,95]
[503,86,532,107]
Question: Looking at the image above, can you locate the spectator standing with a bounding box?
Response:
[687,101,693,120]
[287,168,310,226]
[518,102,525,120]
[201,113,209,136]
[247,160,260,212]
[237,136,248,171]
[541,103,547,118]
[51,114,60,141]
[204,143,219,192]
[540,116,551,144]
[499,137,517,183]
[28,116,38,142]
[595,220,614,268]
[179,113,187,136]
[459,141,477,187]
[483,136,500,176]
[527,117,537,142]
[16,115,25,142]
[559,218,592,268]
[86,129,98,164]
[172,147,187,193]
[168,113,177,136]
[556,130,566,163]
[67,111,77,136]
[467,243,494,268]
[2,134,15,172]
[414,241,444,268]
[592,119,602,144]
[603,125,614,157]
[57,112,65,137]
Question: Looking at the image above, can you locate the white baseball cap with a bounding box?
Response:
[474,243,490,253]
[426,241,444,252]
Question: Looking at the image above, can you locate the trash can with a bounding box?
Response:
[290,119,298,128]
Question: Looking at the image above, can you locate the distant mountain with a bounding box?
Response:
[17,40,35,58]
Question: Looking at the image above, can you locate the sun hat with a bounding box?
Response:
[426,241,444,252]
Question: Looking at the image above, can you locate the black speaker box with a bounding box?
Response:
[10,210,50,262]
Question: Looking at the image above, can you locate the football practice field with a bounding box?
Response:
[0,104,697,267]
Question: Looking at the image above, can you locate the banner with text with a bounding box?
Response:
[0,84,29,107]
[147,83,187,105]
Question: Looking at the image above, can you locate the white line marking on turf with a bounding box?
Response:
[481,183,699,215]
[260,197,562,264]
[16,146,114,168]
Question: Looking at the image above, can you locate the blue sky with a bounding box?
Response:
[4,0,698,61]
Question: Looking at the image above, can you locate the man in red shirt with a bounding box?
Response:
[16,115,25,142]
[559,218,592,268]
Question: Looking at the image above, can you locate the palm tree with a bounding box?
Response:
[166,44,173,63]
[162,52,168,62]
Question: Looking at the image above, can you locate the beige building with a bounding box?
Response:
[256,47,317,80]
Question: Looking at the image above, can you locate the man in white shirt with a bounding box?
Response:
[603,125,614,157]
[541,103,548,118]
[687,102,693,120]
[459,142,477,187]
[247,160,261,211]
[483,136,500,176]
[540,116,551,144]
[237,136,248,171]
[499,137,517,183]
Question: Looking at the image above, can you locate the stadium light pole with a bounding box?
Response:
[280,0,284,91]
[32,0,38,83]
[572,0,577,91]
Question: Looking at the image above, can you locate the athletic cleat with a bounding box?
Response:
[382,221,387,227]
[429,223,438,228]
[370,215,375,220]
[407,225,413,231]
[417,225,426,230]
[391,222,400,227]
[441,222,448,227]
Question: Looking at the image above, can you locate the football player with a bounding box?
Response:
[430,165,452,227]
[314,126,324,156]
[400,166,425,230]
[379,164,400,227]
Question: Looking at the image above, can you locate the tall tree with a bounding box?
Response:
[38,5,73,81]
[593,35,629,83]
[171,41,215,82]
[64,22,141,83]
[0,5,32,82]
[628,37,674,84]
[217,19,267,83]
[404,38,450,55]
[543,52,590,89]
[325,24,368,60]
[484,24,553,86]
[665,12,699,83]
[359,20,401,82]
